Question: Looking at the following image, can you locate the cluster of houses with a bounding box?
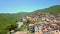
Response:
[9,12,60,34]
[28,22,60,34]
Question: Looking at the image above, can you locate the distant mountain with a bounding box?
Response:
[0,5,60,34]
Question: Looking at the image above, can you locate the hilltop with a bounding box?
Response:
[32,5,60,14]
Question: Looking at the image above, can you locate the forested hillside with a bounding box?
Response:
[0,13,30,34]
[33,5,60,14]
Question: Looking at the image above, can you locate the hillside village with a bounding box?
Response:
[8,12,60,34]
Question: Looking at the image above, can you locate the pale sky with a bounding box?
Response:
[0,0,60,13]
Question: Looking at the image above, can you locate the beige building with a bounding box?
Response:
[15,31,27,34]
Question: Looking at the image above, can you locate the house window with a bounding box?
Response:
[16,24,19,28]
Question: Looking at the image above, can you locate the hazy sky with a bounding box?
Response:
[0,0,60,13]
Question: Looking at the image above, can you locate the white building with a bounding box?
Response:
[16,22,23,29]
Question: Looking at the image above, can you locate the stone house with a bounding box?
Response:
[28,24,35,32]
[16,22,23,29]
[49,30,60,34]
[34,23,43,32]
[21,17,27,24]
[9,30,15,34]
